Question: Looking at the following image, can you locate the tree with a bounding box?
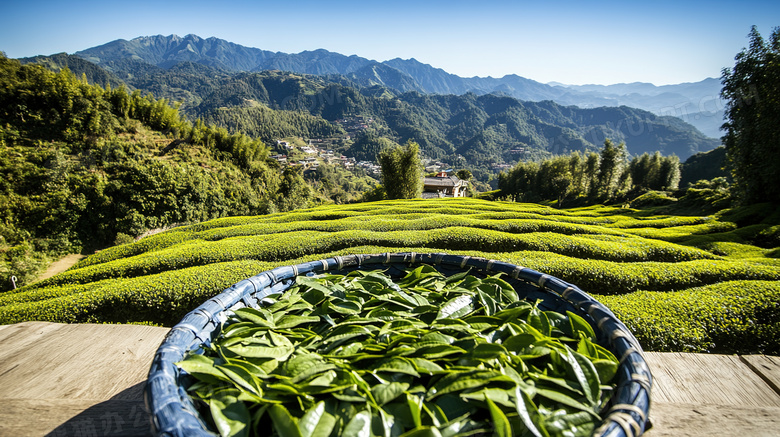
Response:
[657,155,681,191]
[596,139,627,199]
[456,169,473,182]
[551,174,573,208]
[584,152,600,197]
[275,166,314,212]
[378,140,423,199]
[721,26,780,204]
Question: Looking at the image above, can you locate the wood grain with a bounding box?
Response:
[0,322,169,436]
[741,355,780,397]
[0,322,169,400]
[644,352,780,407]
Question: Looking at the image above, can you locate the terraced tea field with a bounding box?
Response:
[2,198,778,354]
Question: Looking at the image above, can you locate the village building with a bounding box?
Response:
[422,173,468,198]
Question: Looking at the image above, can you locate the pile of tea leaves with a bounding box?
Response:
[177,266,618,437]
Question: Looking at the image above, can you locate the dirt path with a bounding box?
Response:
[37,253,86,281]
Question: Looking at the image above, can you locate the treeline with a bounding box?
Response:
[197,105,344,143]
[498,139,681,206]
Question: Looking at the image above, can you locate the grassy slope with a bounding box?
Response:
[1,198,778,354]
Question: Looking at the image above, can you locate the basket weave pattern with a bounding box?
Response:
[145,252,652,437]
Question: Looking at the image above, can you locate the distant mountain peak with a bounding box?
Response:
[71,33,724,138]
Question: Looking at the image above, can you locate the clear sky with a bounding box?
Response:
[1,0,778,85]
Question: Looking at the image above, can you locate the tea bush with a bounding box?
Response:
[597,280,780,354]
[3,198,778,354]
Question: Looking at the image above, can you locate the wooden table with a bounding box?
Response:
[1,322,779,436]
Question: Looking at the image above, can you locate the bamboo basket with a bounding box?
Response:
[145,252,652,437]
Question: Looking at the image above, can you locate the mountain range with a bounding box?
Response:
[14,35,722,177]
[72,34,725,138]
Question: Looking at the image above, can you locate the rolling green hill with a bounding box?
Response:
[2,198,778,355]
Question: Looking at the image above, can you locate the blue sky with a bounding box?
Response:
[1,0,778,85]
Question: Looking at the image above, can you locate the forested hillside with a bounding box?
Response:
[20,51,719,189]
[0,55,373,289]
[189,71,717,180]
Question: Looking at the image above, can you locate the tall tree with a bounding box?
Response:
[584,152,600,197]
[596,139,627,199]
[379,140,423,199]
[721,26,780,204]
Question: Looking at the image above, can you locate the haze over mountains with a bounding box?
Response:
[73,34,725,138]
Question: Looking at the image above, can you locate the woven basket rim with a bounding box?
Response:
[145,252,652,437]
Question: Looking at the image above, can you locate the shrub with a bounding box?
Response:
[598,280,780,354]
[2,198,778,355]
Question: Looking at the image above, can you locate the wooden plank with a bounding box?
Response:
[0,398,151,437]
[741,355,780,396]
[645,402,780,437]
[0,322,170,400]
[644,352,780,407]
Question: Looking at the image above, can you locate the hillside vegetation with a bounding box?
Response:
[22,52,719,185]
[2,198,778,355]
[0,55,376,288]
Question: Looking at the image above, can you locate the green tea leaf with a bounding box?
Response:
[269,404,304,437]
[232,308,275,328]
[218,363,263,396]
[534,388,600,418]
[427,370,513,399]
[399,426,443,437]
[461,388,514,409]
[298,401,337,437]
[470,343,508,360]
[210,395,250,437]
[567,311,596,341]
[513,387,546,437]
[342,410,372,437]
[276,315,321,329]
[372,382,410,405]
[226,344,294,360]
[485,395,512,437]
[436,295,474,320]
[407,393,423,428]
[375,357,421,377]
[176,354,230,385]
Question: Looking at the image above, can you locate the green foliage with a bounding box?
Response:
[91,62,719,187]
[305,163,378,205]
[721,26,780,204]
[674,178,732,213]
[598,281,780,354]
[1,241,50,291]
[179,268,616,437]
[630,191,677,208]
[596,139,628,199]
[0,54,292,283]
[499,140,687,207]
[629,152,681,191]
[379,141,423,199]
[3,197,778,357]
[113,233,135,246]
[346,131,397,162]
[679,146,729,188]
[198,104,343,143]
[274,166,315,212]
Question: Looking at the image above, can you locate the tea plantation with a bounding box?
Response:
[2,198,778,354]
